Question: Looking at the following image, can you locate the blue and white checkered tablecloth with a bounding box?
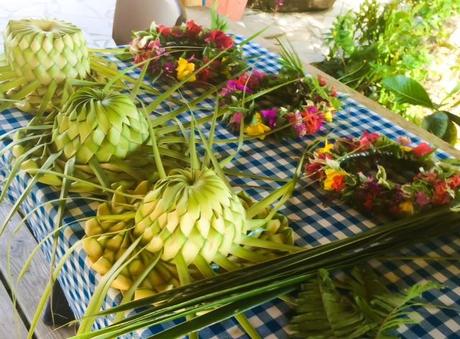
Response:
[1,37,460,338]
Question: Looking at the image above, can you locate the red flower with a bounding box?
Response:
[448,175,460,189]
[197,67,213,82]
[432,182,450,205]
[157,25,172,37]
[412,143,433,157]
[331,175,346,192]
[305,161,324,179]
[186,20,202,37]
[171,26,184,38]
[301,108,324,135]
[206,30,234,49]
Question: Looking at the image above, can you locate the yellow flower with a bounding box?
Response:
[401,146,412,152]
[245,113,271,140]
[176,57,196,82]
[399,200,414,215]
[318,142,334,155]
[323,168,347,191]
[323,109,334,123]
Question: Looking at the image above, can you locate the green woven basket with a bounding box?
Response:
[248,0,335,12]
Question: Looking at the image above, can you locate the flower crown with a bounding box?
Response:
[221,71,341,139]
[305,133,460,218]
[129,20,246,84]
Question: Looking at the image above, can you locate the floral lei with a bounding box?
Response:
[305,132,460,218]
[220,69,341,139]
[129,20,246,84]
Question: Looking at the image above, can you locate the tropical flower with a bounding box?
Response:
[323,168,347,192]
[399,200,414,215]
[176,57,196,82]
[302,107,324,135]
[317,142,334,155]
[412,143,433,157]
[221,79,251,96]
[245,113,271,139]
[186,20,202,37]
[260,108,278,128]
[206,30,234,49]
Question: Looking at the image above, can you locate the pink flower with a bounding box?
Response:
[318,75,327,87]
[287,111,307,137]
[359,132,380,150]
[221,79,251,96]
[412,143,433,157]
[229,112,243,129]
[415,192,430,207]
[205,31,234,49]
[398,136,411,146]
[260,108,278,128]
[147,39,166,56]
[240,70,266,89]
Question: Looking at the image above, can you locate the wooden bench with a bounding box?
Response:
[0,204,75,339]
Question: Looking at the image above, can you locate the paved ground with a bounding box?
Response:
[187,1,368,63]
[0,0,365,61]
[0,0,458,111]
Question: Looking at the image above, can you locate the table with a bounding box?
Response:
[1,37,459,338]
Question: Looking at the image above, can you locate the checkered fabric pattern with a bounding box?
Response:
[0,36,459,338]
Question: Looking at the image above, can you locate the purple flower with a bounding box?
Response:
[261,108,278,128]
[415,192,430,207]
[163,61,176,75]
[305,105,319,114]
[221,80,252,97]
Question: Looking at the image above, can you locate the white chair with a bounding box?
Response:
[112,0,186,45]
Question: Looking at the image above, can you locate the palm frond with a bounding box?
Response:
[290,266,441,339]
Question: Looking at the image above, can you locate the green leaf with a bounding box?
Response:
[421,112,449,138]
[382,76,435,109]
[290,266,442,339]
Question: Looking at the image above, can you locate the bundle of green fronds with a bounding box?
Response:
[290,266,440,338]
[73,203,460,338]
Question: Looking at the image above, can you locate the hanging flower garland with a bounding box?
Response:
[129,20,246,84]
[221,70,341,139]
[304,133,460,218]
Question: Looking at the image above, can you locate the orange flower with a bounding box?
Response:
[323,168,347,192]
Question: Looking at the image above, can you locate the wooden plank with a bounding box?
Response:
[0,278,28,338]
[0,203,76,339]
